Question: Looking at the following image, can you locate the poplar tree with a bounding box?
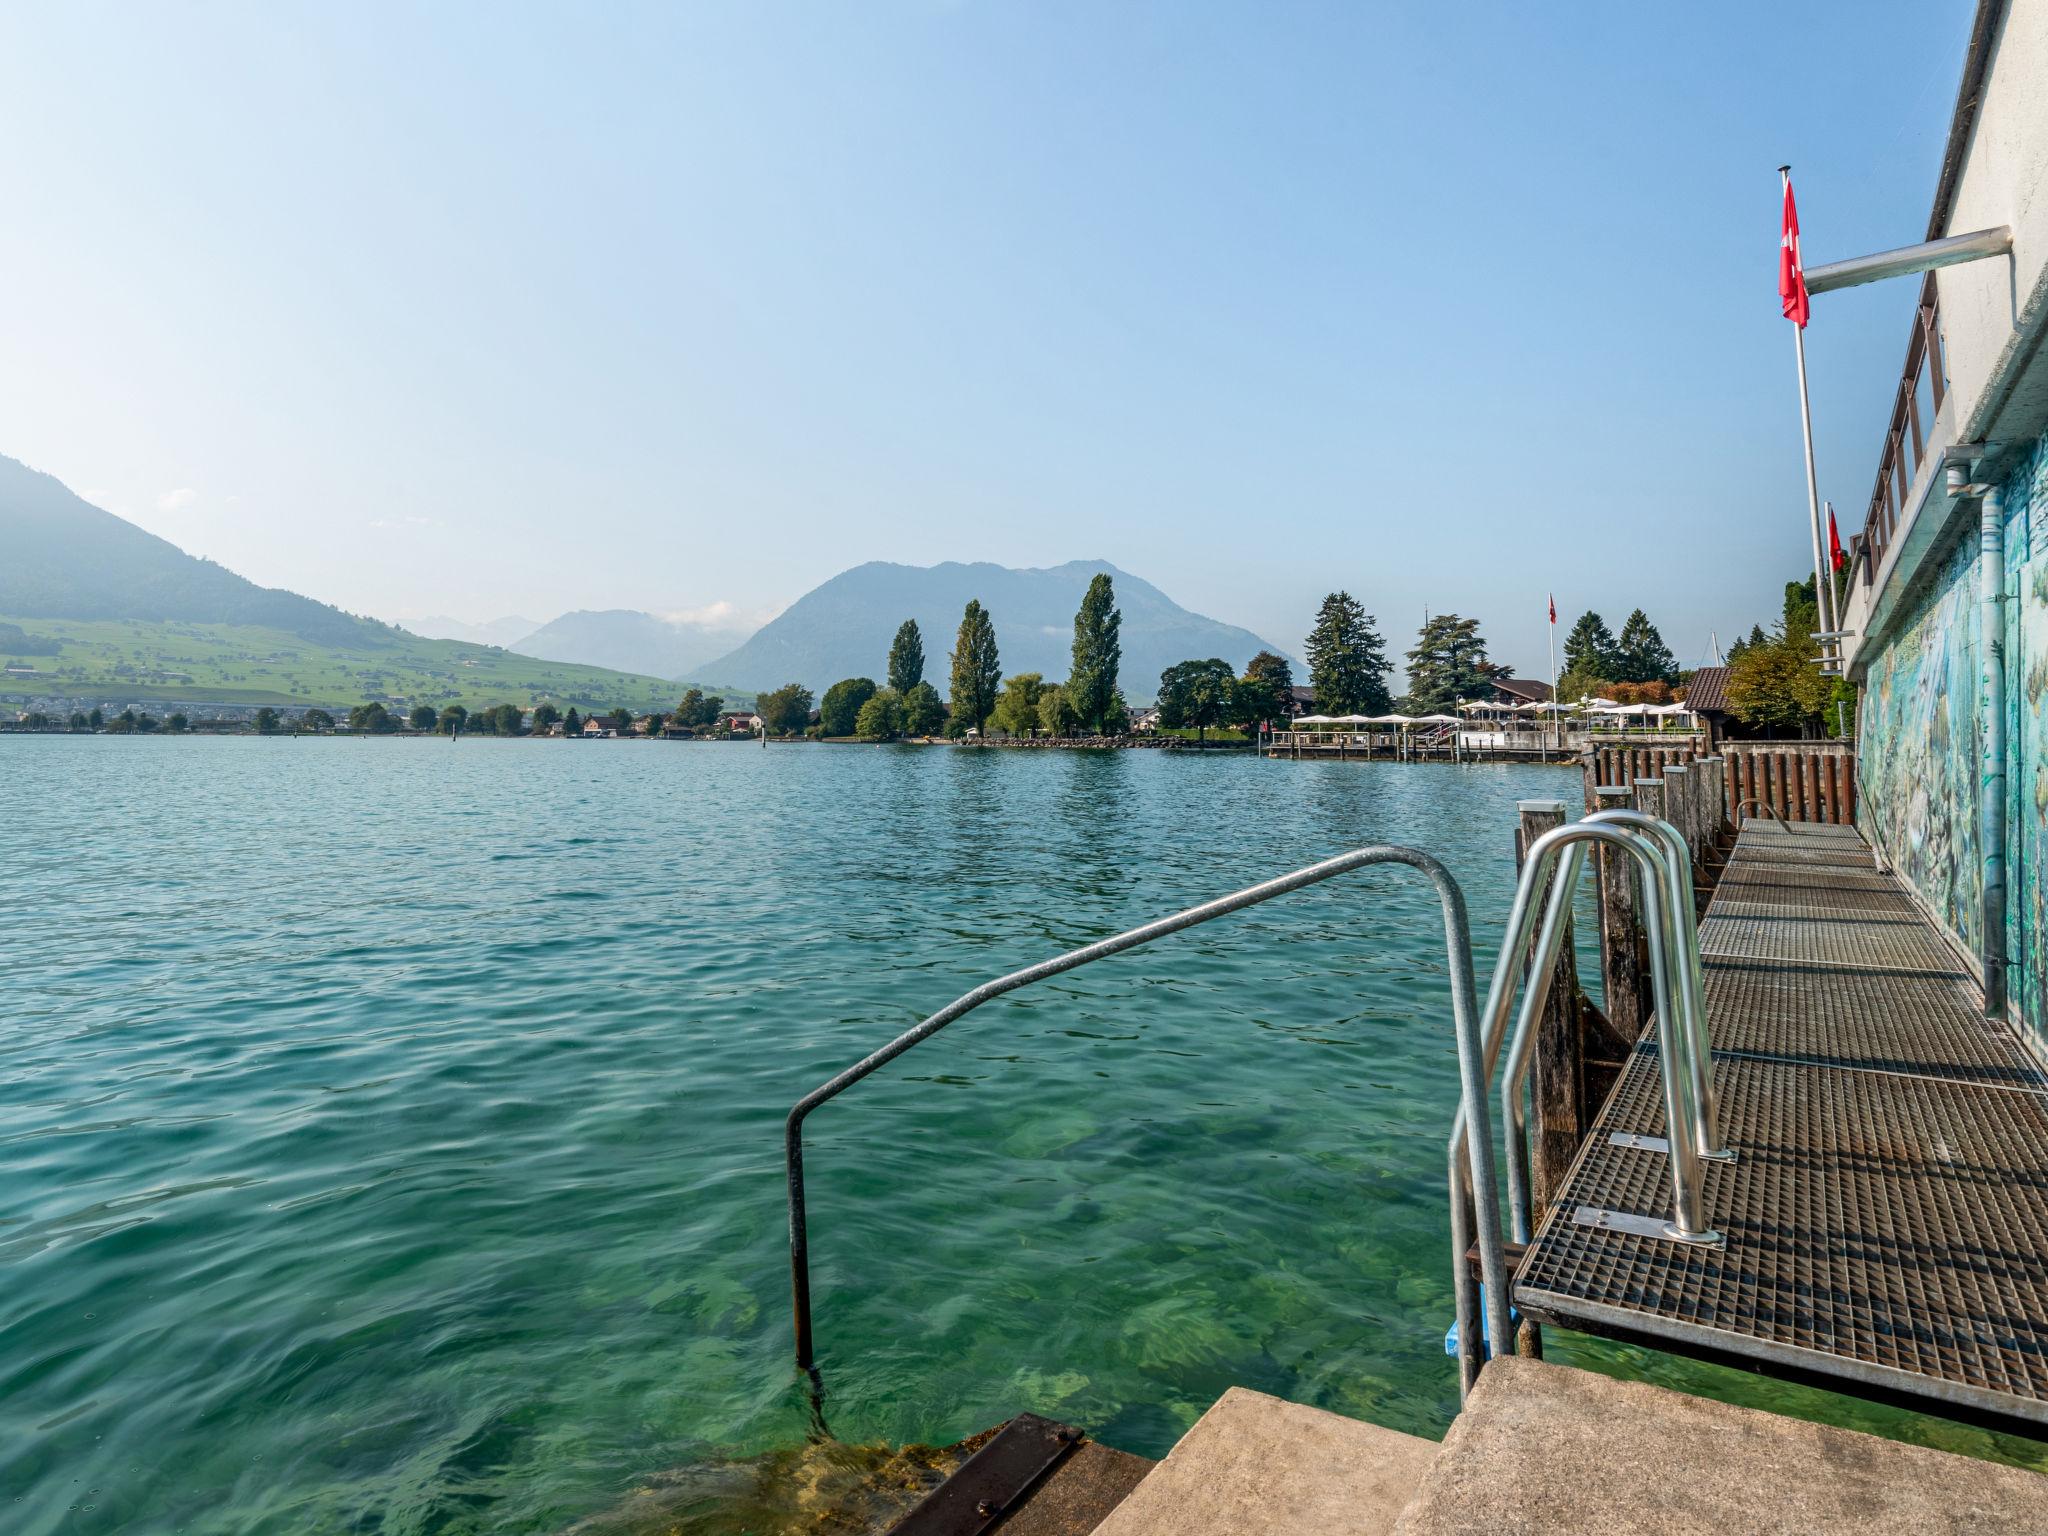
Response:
[1303,592,1392,714]
[887,620,925,695]
[949,600,1002,735]
[1067,573,1122,734]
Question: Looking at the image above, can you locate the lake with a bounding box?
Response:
[2,737,2035,1533]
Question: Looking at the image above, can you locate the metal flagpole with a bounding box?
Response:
[1547,598,1559,755]
[1783,166,1839,664]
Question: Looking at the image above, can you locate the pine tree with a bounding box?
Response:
[1561,611,1620,679]
[1303,592,1392,714]
[1403,614,1495,713]
[948,600,1002,735]
[1614,609,1678,684]
[887,620,925,695]
[1067,573,1122,734]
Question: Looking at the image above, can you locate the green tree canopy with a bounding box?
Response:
[901,680,946,736]
[756,683,814,735]
[1236,650,1295,726]
[991,672,1046,737]
[1037,684,1080,737]
[167,712,189,733]
[408,704,438,731]
[887,620,925,696]
[854,689,903,740]
[531,702,561,729]
[1403,614,1497,713]
[819,677,879,737]
[87,707,104,730]
[439,703,468,734]
[563,707,582,734]
[1157,657,1236,742]
[1615,609,1678,684]
[1304,592,1392,714]
[1067,573,1122,733]
[349,701,396,733]
[303,708,334,731]
[948,600,1002,735]
[1561,611,1620,679]
[254,707,280,734]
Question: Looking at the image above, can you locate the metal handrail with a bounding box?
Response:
[1454,815,1720,1355]
[783,845,1494,1379]
[1733,797,1792,832]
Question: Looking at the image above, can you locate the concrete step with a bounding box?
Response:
[1390,1356,2048,1535]
[1084,1386,1440,1536]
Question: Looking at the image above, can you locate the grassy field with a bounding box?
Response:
[0,615,731,712]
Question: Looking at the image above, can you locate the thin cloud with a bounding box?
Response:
[158,487,197,511]
[661,600,778,632]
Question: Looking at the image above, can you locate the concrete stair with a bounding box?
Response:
[1060,1358,2048,1535]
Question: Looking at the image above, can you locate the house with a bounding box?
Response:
[1828,0,2048,1032]
[1486,677,1554,707]
[1128,706,1162,733]
[580,717,616,739]
[1283,686,1316,718]
[1680,665,1733,744]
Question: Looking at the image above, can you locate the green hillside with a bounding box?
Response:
[0,615,688,712]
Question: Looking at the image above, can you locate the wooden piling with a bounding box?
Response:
[1592,784,1648,1039]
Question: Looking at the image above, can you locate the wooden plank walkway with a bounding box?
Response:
[1512,820,2048,1435]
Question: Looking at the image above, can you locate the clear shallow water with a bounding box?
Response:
[3,738,2039,1534]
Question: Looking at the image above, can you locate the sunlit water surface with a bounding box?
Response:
[4,738,2037,1533]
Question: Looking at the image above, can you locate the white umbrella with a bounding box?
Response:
[1334,713,1375,724]
[1294,713,1336,724]
[1364,713,1415,724]
[1415,713,1462,723]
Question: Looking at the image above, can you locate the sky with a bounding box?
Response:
[0,0,1975,679]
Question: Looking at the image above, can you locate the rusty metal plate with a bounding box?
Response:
[887,1414,1082,1536]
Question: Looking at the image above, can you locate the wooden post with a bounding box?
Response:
[1593,784,1648,1039]
[1514,799,1581,1357]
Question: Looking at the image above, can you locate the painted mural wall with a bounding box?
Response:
[1858,431,2048,1049]
[1858,535,1982,968]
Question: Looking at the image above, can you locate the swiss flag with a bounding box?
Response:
[1780,176,1810,328]
[1828,506,1845,571]
[1548,594,1556,624]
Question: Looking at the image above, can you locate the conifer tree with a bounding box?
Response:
[948,600,1002,735]
[1615,609,1678,684]
[1403,614,1495,713]
[1561,611,1620,679]
[1303,592,1392,714]
[887,620,925,695]
[1067,573,1123,734]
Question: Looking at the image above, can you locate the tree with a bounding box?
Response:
[855,689,903,739]
[607,707,633,731]
[303,708,334,731]
[87,708,103,730]
[68,712,87,730]
[1157,657,1236,743]
[1236,651,1294,727]
[1038,684,1080,737]
[167,713,189,733]
[820,677,879,737]
[1404,615,1496,714]
[408,704,438,731]
[1727,623,1769,663]
[948,600,1002,735]
[672,688,718,728]
[901,681,946,736]
[349,701,396,733]
[254,707,280,734]
[1614,609,1677,684]
[439,704,468,734]
[1304,592,1392,714]
[1725,575,1851,736]
[756,683,814,735]
[489,703,526,735]
[531,702,561,731]
[887,620,925,696]
[991,672,1046,737]
[564,707,583,735]
[1562,611,1621,680]
[1067,573,1122,733]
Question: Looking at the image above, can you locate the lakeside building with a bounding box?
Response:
[1835,0,2048,1040]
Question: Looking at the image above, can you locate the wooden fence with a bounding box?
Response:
[1585,740,1857,827]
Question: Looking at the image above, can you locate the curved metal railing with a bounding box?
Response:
[783,845,1500,1381]
[1733,797,1792,831]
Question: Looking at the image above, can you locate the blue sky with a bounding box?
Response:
[0,0,1972,678]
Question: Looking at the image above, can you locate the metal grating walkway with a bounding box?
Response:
[1514,821,2048,1434]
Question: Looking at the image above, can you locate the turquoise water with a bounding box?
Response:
[3,738,2037,1533]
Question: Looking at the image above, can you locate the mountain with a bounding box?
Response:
[407,614,541,649]
[509,609,745,681]
[0,453,387,648]
[0,454,684,711]
[696,560,1288,698]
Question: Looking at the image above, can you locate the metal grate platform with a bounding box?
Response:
[1514,822,2048,1433]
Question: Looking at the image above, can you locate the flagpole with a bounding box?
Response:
[1547,600,1559,754]
[1783,166,1838,662]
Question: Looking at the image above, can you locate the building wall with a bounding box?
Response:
[1858,431,2048,1049]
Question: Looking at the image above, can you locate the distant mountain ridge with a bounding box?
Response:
[407,614,541,649]
[0,454,390,648]
[697,560,1288,698]
[508,608,745,681]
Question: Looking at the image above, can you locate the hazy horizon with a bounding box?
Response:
[0,0,1967,676]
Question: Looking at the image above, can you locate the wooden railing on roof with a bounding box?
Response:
[1853,271,1947,585]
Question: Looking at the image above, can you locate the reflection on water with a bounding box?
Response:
[2,738,2037,1534]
